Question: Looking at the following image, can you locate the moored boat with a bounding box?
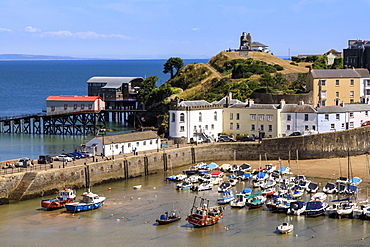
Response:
[65,190,106,212]
[305,200,328,217]
[186,196,224,227]
[156,210,181,225]
[217,190,235,204]
[41,188,76,210]
[276,222,294,234]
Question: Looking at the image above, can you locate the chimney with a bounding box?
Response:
[298,100,304,105]
[249,99,254,107]
[280,99,286,108]
[229,92,233,101]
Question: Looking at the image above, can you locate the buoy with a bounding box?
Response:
[295,234,298,237]
[108,188,112,190]
[153,187,156,189]
[121,217,125,219]
[116,219,120,221]
[312,235,315,238]
[72,214,75,217]
[110,214,114,217]
[226,228,229,231]
[138,198,141,200]
[361,238,365,240]
[144,222,148,224]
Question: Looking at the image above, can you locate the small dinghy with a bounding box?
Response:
[133,185,142,189]
[276,222,294,234]
[156,210,181,225]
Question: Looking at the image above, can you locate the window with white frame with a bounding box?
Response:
[236,123,240,129]
[236,113,240,120]
[214,111,217,121]
[349,112,354,118]
[305,125,309,131]
[268,125,272,132]
[258,114,264,121]
[230,123,233,129]
[251,124,255,131]
[287,114,291,121]
[330,124,335,129]
[325,114,329,120]
[205,125,208,130]
[320,79,326,86]
[350,91,354,97]
[267,115,273,121]
[250,114,256,121]
[341,123,345,128]
[321,99,326,106]
[350,122,354,128]
[211,124,214,129]
[350,79,354,86]
[199,112,202,122]
[336,80,339,86]
[180,113,185,122]
[312,125,316,130]
[287,125,291,130]
[180,126,185,132]
[304,114,308,121]
[230,113,233,120]
[171,113,175,122]
[336,114,340,120]
[367,80,370,86]
[321,90,327,98]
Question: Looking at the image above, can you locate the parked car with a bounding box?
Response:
[240,136,255,142]
[289,132,302,136]
[73,151,86,158]
[55,154,73,162]
[62,153,76,160]
[15,157,32,167]
[80,151,93,157]
[218,135,236,142]
[37,155,53,164]
[361,121,370,126]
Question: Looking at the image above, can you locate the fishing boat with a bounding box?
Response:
[186,196,224,227]
[261,187,276,197]
[217,190,235,204]
[176,180,193,190]
[245,191,266,209]
[230,193,248,208]
[156,210,181,225]
[276,222,294,234]
[41,188,76,210]
[65,190,106,212]
[191,181,213,191]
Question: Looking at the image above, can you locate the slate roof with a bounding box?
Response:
[96,131,159,144]
[178,100,211,107]
[281,104,317,113]
[317,106,345,113]
[87,77,144,88]
[310,69,370,78]
[252,42,268,47]
[342,104,370,112]
[213,97,243,105]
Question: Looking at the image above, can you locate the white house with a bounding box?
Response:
[169,100,223,143]
[342,104,370,129]
[280,101,318,136]
[317,106,346,133]
[84,131,161,157]
[46,96,105,115]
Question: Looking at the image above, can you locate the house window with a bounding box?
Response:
[367,80,370,86]
[304,114,308,121]
[305,125,309,131]
[350,122,354,128]
[180,126,185,132]
[128,143,131,148]
[336,92,339,98]
[150,140,153,145]
[260,125,264,131]
[350,99,354,103]
[199,112,202,122]
[180,113,185,122]
[350,79,354,86]
[74,104,77,109]
[331,124,335,129]
[267,115,273,121]
[366,111,368,117]
[287,125,291,131]
[143,141,146,145]
[258,114,264,121]
[287,114,291,121]
[312,125,316,131]
[325,114,329,120]
[341,123,345,128]
[321,99,326,106]
[64,104,68,110]
[367,89,370,96]
[211,124,214,129]
[251,124,255,131]
[81,104,85,109]
[250,114,256,121]
[335,99,340,106]
[171,113,175,122]
[321,90,327,98]
[51,106,55,111]
[336,114,340,120]
[349,112,354,118]
[230,123,233,129]
[214,111,217,121]
[136,142,140,146]
[236,113,240,120]
[205,125,208,130]
[320,79,326,86]
[88,104,92,109]
[336,80,339,86]
[236,123,240,129]
[268,125,272,132]
[350,91,354,97]
[230,113,233,120]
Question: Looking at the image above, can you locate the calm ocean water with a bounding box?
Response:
[0,59,208,161]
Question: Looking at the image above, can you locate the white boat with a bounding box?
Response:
[230,193,248,208]
[323,182,337,194]
[217,181,232,192]
[310,192,327,201]
[276,222,294,234]
[287,201,306,216]
[191,181,213,191]
[133,185,142,189]
[217,190,235,204]
[327,198,355,218]
[306,182,319,193]
[65,191,106,213]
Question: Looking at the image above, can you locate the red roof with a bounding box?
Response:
[46,96,103,101]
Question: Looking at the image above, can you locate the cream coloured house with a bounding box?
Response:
[223,99,283,138]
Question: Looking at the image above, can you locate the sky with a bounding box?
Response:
[1,0,370,59]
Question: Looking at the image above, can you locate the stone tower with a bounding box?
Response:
[239,32,252,51]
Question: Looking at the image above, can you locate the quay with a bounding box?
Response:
[1,125,370,205]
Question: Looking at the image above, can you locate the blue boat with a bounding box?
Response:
[217,191,235,204]
[65,191,106,212]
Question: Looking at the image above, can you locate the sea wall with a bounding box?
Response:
[1,126,370,204]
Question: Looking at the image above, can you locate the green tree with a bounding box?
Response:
[163,57,184,79]
[259,72,274,93]
[274,73,287,88]
[331,57,344,69]
[137,76,158,105]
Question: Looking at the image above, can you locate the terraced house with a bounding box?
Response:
[306,68,370,107]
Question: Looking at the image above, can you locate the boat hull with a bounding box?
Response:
[156,217,181,225]
[65,201,104,212]
[186,214,223,227]
[41,198,75,210]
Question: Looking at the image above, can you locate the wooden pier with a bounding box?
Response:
[0,109,147,135]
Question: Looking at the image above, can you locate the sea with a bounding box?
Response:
[0,59,208,161]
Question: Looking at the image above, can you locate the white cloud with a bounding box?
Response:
[192,28,200,31]
[25,26,41,32]
[41,30,131,40]
[0,27,11,32]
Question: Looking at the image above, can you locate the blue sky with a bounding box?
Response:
[1,0,370,59]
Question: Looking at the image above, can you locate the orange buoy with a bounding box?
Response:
[121,217,125,219]
[110,214,114,217]
[108,188,112,190]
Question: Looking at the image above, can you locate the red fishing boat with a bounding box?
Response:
[41,188,76,210]
[186,196,224,227]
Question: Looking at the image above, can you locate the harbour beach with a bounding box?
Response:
[1,156,370,247]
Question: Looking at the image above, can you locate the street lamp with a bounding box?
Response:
[100,128,106,157]
[62,149,65,168]
[111,142,114,160]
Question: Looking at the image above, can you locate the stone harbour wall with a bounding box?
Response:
[1,126,370,204]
